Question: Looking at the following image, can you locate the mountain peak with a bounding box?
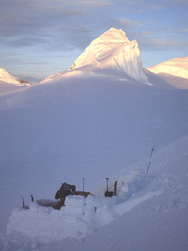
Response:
[42,28,148,84]
[92,28,130,44]
[69,28,148,83]
[0,68,30,86]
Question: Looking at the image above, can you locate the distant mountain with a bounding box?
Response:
[0,68,31,86]
[147,57,188,79]
[41,28,149,84]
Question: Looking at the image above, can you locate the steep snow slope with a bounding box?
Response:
[0,68,31,95]
[147,57,188,79]
[42,28,148,84]
[0,68,30,86]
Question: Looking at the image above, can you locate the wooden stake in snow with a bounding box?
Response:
[146,148,154,174]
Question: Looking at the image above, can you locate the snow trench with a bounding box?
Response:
[6,170,160,243]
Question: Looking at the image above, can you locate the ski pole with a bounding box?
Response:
[146,148,154,174]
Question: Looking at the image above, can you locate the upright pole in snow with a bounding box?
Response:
[105,178,109,192]
[83,178,85,192]
[30,194,34,202]
[21,195,25,208]
[146,148,154,174]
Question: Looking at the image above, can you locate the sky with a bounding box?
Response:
[0,0,188,83]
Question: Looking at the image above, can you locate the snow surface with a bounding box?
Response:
[0,74,188,250]
[0,28,188,250]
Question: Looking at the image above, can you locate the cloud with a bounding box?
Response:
[178,28,188,33]
[0,0,185,53]
[79,0,114,6]
[0,0,116,52]
[140,37,188,51]
[116,18,141,28]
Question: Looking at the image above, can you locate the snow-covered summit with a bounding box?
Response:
[0,68,30,86]
[42,28,148,83]
[147,57,188,79]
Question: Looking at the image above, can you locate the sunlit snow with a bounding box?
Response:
[0,28,188,251]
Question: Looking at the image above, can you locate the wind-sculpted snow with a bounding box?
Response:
[41,28,148,84]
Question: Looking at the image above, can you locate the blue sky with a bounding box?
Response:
[0,0,188,83]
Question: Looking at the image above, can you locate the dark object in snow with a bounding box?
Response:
[104,179,118,197]
[20,182,91,211]
[55,182,76,208]
[55,190,60,200]
[146,148,154,174]
[20,195,29,209]
[55,182,76,200]
[71,191,92,197]
[105,191,113,197]
[30,194,34,202]
[104,178,114,197]
[114,180,117,196]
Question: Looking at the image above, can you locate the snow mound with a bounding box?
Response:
[147,57,188,79]
[41,28,149,84]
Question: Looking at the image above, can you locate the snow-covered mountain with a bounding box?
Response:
[146,57,188,89]
[42,28,149,84]
[147,57,188,79]
[0,68,30,86]
[0,28,188,251]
